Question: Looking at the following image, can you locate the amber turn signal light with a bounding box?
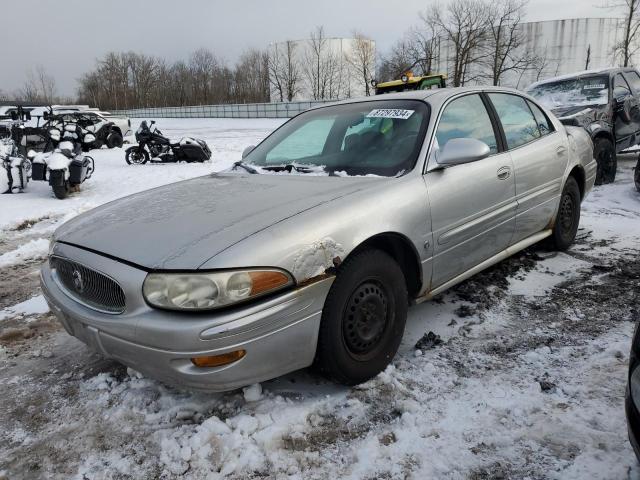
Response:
[249,271,291,295]
[191,350,246,368]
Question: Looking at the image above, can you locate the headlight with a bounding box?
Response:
[142,269,293,311]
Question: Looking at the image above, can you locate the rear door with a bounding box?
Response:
[425,93,516,289]
[487,93,567,243]
[622,70,640,144]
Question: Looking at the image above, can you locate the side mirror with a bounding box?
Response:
[150,120,156,125]
[435,138,491,168]
[242,145,256,159]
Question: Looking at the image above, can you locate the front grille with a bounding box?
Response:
[50,256,126,314]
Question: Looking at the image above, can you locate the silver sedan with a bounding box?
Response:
[40,87,597,391]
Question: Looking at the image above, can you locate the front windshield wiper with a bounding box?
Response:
[232,161,259,174]
[261,164,319,174]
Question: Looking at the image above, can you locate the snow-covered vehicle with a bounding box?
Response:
[30,123,95,199]
[42,87,596,391]
[527,67,640,185]
[125,120,211,164]
[0,136,30,194]
[43,111,126,150]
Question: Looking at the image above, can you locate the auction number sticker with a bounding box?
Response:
[366,109,415,120]
[583,84,605,90]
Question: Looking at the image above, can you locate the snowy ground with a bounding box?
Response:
[1,119,640,479]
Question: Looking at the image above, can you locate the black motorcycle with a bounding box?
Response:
[125,120,211,164]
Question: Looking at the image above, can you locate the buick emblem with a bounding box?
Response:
[72,269,85,293]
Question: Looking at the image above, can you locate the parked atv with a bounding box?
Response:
[125,120,211,164]
[30,123,95,199]
[0,136,30,194]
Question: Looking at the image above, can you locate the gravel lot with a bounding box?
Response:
[1,119,639,479]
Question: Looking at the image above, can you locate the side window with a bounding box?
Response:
[527,100,554,136]
[266,118,334,164]
[434,94,498,154]
[488,93,541,149]
[614,73,632,98]
[625,71,640,92]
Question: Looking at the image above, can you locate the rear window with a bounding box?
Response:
[488,93,541,149]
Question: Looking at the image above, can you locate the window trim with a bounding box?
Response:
[525,98,555,137]
[485,92,559,153]
[613,72,632,98]
[424,91,505,174]
[623,70,640,94]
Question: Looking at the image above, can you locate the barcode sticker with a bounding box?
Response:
[366,109,415,120]
[583,84,606,90]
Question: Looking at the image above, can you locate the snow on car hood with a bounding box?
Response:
[54,173,384,270]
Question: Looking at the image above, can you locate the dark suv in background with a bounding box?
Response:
[527,67,640,185]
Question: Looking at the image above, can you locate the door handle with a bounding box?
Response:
[497,166,511,180]
[556,146,567,156]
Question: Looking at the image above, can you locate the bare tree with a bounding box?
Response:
[603,0,640,67]
[345,32,375,96]
[303,26,343,100]
[18,65,57,103]
[483,0,541,86]
[268,41,302,102]
[423,0,491,87]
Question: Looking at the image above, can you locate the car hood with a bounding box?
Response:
[54,173,385,270]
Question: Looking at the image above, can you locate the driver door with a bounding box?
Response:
[425,93,517,289]
[613,73,640,149]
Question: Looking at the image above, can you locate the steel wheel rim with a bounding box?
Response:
[559,192,574,233]
[342,280,389,357]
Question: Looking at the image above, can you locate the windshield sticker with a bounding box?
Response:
[583,84,606,90]
[366,109,415,120]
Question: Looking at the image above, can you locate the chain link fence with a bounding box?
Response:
[110,100,337,119]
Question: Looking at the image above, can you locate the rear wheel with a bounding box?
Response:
[314,249,408,385]
[125,146,149,165]
[594,137,616,185]
[52,182,69,199]
[107,131,123,149]
[547,176,581,251]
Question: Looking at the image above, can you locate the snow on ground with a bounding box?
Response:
[0,119,639,479]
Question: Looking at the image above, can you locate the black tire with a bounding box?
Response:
[107,132,123,149]
[52,182,69,199]
[635,157,640,193]
[314,249,408,385]
[594,137,617,185]
[547,176,581,251]
[125,146,149,165]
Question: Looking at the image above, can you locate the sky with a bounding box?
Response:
[1,0,608,97]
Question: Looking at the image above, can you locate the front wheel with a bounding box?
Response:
[314,249,408,385]
[594,137,616,185]
[635,156,640,192]
[125,146,149,165]
[547,176,581,251]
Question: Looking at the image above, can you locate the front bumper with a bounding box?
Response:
[40,242,333,391]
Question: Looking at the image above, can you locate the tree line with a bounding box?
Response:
[8,0,640,109]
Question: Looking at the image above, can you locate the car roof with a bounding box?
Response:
[318,86,525,110]
[528,67,639,89]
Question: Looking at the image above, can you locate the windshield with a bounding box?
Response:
[527,75,610,110]
[242,100,429,176]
